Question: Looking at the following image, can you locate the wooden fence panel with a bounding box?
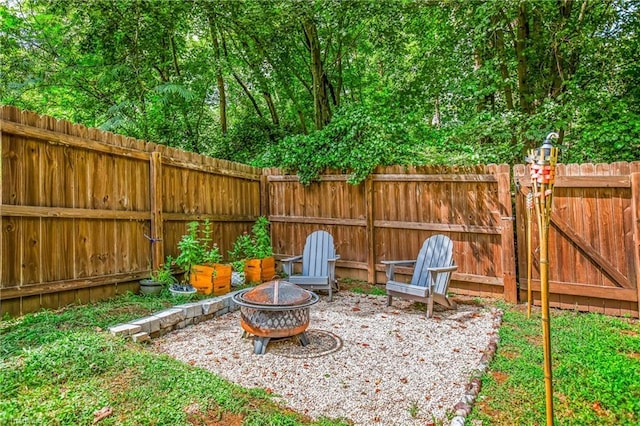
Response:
[0,106,262,316]
[267,164,516,301]
[514,162,640,317]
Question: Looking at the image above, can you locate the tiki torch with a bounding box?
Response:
[526,190,533,319]
[528,132,559,426]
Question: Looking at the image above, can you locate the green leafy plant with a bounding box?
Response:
[174,220,222,283]
[148,257,178,285]
[230,260,245,273]
[228,217,273,261]
[251,216,273,259]
[228,231,253,262]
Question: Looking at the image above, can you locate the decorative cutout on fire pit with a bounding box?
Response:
[265,329,343,358]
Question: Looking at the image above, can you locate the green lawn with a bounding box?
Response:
[1,292,639,425]
[469,303,640,425]
[0,293,343,426]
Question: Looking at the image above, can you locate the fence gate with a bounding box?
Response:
[514,163,640,318]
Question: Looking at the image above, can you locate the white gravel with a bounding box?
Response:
[153,293,500,425]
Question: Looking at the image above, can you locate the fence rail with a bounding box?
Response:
[2,106,639,318]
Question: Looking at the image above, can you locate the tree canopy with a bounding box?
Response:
[2,0,638,183]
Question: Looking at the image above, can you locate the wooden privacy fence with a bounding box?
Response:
[265,164,517,303]
[1,106,262,316]
[514,163,640,317]
[2,107,639,318]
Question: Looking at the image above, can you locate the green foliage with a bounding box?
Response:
[174,221,223,282]
[0,293,326,425]
[149,259,178,285]
[468,307,640,425]
[257,104,428,184]
[228,216,273,260]
[211,116,289,164]
[1,0,639,175]
[251,216,273,259]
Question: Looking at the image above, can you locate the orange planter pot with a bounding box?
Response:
[244,257,276,283]
[190,264,232,296]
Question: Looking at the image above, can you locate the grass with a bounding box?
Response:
[468,302,640,425]
[1,292,639,425]
[0,292,345,425]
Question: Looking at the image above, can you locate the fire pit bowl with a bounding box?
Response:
[233,279,319,354]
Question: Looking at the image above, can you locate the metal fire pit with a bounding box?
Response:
[232,279,319,354]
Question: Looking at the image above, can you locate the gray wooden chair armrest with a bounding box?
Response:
[381,260,417,281]
[281,255,303,276]
[427,265,458,291]
[427,265,458,274]
[327,255,340,286]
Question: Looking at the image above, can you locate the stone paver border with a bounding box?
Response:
[109,290,241,343]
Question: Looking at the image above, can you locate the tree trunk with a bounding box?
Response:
[263,91,279,126]
[494,18,514,110]
[474,47,485,112]
[515,2,531,114]
[550,0,574,99]
[209,17,227,134]
[232,72,263,119]
[303,19,331,130]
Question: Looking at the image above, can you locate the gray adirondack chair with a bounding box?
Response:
[281,230,340,301]
[382,234,458,317]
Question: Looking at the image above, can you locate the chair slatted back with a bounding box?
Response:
[410,234,454,294]
[302,231,336,277]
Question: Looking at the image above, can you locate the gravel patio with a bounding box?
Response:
[154,292,502,425]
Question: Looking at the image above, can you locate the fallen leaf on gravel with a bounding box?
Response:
[205,351,213,355]
[400,377,408,384]
[361,342,369,347]
[188,360,196,365]
[351,307,361,312]
[453,348,460,352]
[93,407,112,424]
[360,325,369,328]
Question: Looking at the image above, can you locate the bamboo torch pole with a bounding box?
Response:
[526,191,533,319]
[528,132,559,426]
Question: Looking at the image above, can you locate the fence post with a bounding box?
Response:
[631,171,640,317]
[365,176,376,284]
[498,164,517,303]
[150,152,164,270]
[260,171,269,218]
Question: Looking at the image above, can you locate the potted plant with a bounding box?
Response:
[174,220,231,296]
[230,260,246,287]
[229,216,275,284]
[140,260,178,295]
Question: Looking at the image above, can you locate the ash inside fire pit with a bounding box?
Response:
[233,280,319,354]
